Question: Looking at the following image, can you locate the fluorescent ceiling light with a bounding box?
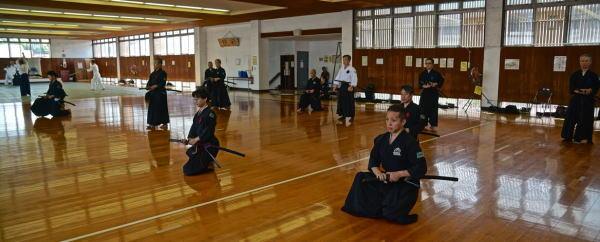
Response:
[2,20,28,24]
[120,16,144,19]
[175,5,204,10]
[111,0,143,3]
[64,12,92,16]
[57,24,79,27]
[102,26,122,29]
[144,2,174,7]
[202,7,229,12]
[94,14,120,18]
[32,22,56,26]
[31,10,62,14]
[145,18,167,21]
[0,7,28,12]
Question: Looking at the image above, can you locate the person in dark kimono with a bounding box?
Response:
[320,66,330,99]
[17,56,31,98]
[334,55,358,127]
[203,61,217,96]
[182,87,220,176]
[297,69,322,113]
[399,85,425,139]
[419,58,444,132]
[561,54,599,144]
[31,71,71,117]
[211,59,231,110]
[146,58,170,130]
[342,104,427,224]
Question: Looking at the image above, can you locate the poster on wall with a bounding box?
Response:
[460,61,469,71]
[447,58,454,68]
[553,56,567,72]
[440,58,447,68]
[362,56,368,66]
[405,56,412,67]
[376,58,384,65]
[77,62,83,69]
[433,58,439,65]
[415,58,422,68]
[504,59,520,70]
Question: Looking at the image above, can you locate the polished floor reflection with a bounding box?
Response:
[0,91,599,241]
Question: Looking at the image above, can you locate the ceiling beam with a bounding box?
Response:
[1,0,218,19]
[1,14,160,26]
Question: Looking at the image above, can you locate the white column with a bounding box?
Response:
[340,10,354,56]
[149,34,155,72]
[116,39,121,80]
[249,20,262,90]
[481,0,503,107]
[195,26,207,87]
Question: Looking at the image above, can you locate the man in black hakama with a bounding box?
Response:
[211,59,231,110]
[334,55,358,126]
[342,105,427,224]
[183,87,220,176]
[419,58,444,132]
[297,69,322,112]
[399,85,425,139]
[31,71,71,117]
[320,66,330,99]
[146,59,170,130]
[561,54,599,144]
[203,61,217,96]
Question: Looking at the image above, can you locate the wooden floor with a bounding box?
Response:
[1,91,600,241]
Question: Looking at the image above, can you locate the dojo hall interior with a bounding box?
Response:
[1,0,600,241]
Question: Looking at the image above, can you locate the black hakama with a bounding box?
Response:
[18,73,31,96]
[204,68,217,97]
[400,102,426,139]
[561,70,599,142]
[31,80,70,117]
[298,77,322,111]
[211,67,231,108]
[183,107,220,176]
[146,69,170,126]
[337,82,355,118]
[418,70,444,127]
[342,131,427,224]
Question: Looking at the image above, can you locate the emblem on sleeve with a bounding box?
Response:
[416,151,424,158]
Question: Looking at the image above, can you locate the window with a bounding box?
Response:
[505,1,599,46]
[374,18,392,49]
[415,15,436,48]
[462,11,486,47]
[534,6,566,46]
[416,4,434,12]
[355,19,373,48]
[374,8,391,16]
[92,38,117,58]
[505,9,534,46]
[394,17,414,48]
[568,4,600,45]
[119,34,149,57]
[354,1,486,49]
[153,28,194,55]
[438,14,461,46]
[0,37,50,58]
[394,7,411,14]
[440,2,459,11]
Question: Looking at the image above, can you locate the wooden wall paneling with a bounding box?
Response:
[353,48,484,98]
[94,58,118,78]
[498,46,600,105]
[119,56,150,80]
[0,58,89,80]
[156,55,195,82]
